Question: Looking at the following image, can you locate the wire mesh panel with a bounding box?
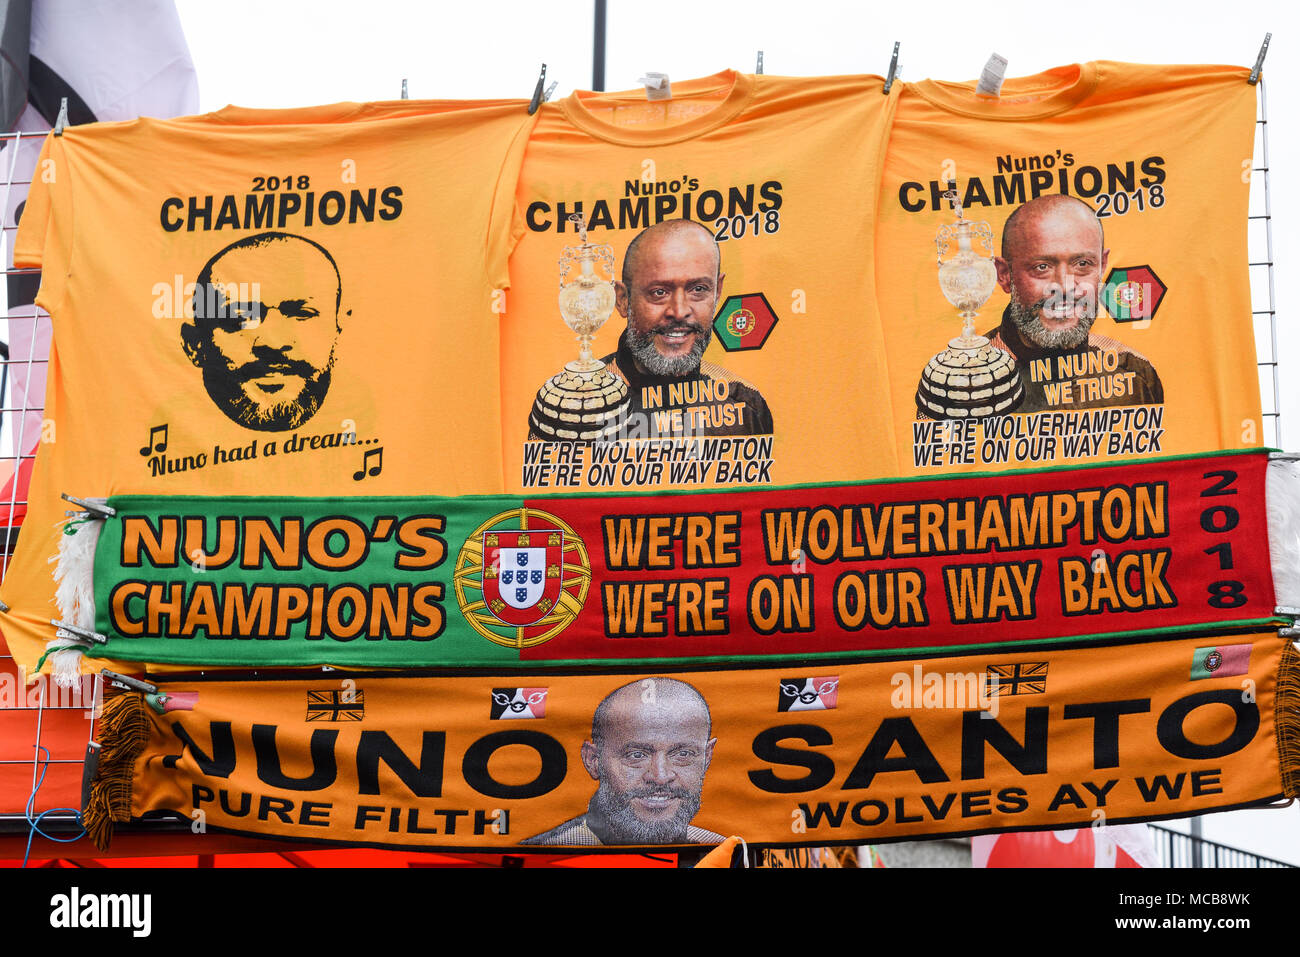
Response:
[1252,78,1282,448]
[0,129,43,547]
[0,71,1288,856]
[0,124,96,833]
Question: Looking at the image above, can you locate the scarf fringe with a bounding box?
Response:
[1267,461,1300,608]
[83,692,150,852]
[45,505,106,688]
[1278,639,1300,799]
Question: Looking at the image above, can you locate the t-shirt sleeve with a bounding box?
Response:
[484,112,539,294]
[16,133,73,318]
[13,133,57,269]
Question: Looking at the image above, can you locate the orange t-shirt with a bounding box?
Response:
[875,62,1261,475]
[500,70,901,493]
[3,103,535,675]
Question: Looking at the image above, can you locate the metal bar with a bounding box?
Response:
[592,0,607,92]
[0,707,89,713]
[30,679,45,792]
[1260,77,1281,447]
[87,673,102,744]
[1,130,48,578]
[1148,824,1296,867]
[7,343,42,504]
[0,130,26,275]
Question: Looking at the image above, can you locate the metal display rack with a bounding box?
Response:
[0,51,1286,861]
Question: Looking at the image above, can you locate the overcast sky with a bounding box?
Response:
[169,0,1300,867]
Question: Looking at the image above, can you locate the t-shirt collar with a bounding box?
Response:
[910,63,1098,120]
[558,70,755,146]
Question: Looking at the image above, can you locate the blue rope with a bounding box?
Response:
[23,745,86,868]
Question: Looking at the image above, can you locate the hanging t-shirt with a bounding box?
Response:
[12,97,532,283]
[181,98,530,126]
[875,62,1261,475]
[2,103,536,676]
[500,70,901,494]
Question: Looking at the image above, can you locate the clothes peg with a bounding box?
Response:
[401,78,409,100]
[1249,33,1271,85]
[756,51,764,75]
[528,63,548,115]
[884,42,900,94]
[61,492,116,519]
[100,669,158,694]
[51,619,108,645]
[53,96,69,135]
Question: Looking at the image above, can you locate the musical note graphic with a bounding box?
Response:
[352,446,383,481]
[139,424,169,457]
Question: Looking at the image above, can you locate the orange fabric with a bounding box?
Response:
[693,835,742,867]
[110,633,1292,850]
[875,62,1261,474]
[187,98,529,126]
[500,71,902,493]
[2,104,536,676]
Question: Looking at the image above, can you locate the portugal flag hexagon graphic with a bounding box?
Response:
[1102,265,1167,323]
[713,292,778,351]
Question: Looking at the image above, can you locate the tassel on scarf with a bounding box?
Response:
[82,692,151,852]
[1267,460,1300,609]
[1277,639,1300,799]
[45,505,107,688]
